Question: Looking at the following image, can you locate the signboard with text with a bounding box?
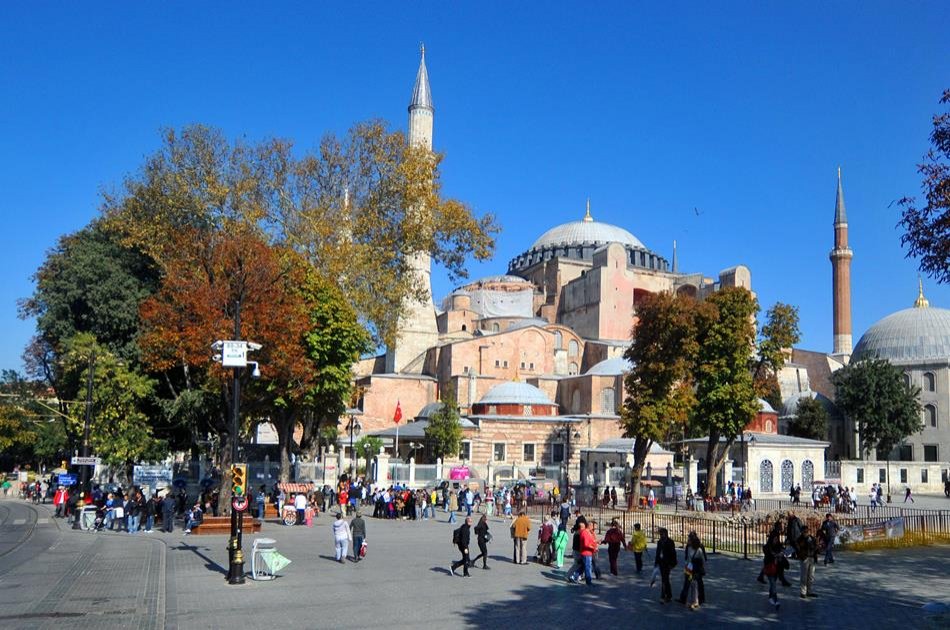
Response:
[221,340,248,367]
[71,456,101,466]
[133,465,174,488]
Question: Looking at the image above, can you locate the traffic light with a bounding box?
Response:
[231,464,247,496]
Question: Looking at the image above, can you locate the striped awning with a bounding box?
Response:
[278,482,314,493]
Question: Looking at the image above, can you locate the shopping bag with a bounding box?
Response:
[650,566,660,587]
[360,541,367,558]
[259,549,292,574]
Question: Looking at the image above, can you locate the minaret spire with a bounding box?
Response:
[409,43,433,113]
[672,240,678,274]
[583,197,593,222]
[830,167,854,359]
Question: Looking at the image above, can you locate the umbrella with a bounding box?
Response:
[259,549,292,575]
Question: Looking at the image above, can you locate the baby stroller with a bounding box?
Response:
[92,506,106,532]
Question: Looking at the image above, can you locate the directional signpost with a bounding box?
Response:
[71,456,101,466]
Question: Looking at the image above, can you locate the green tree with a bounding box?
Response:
[354,436,384,471]
[898,89,950,282]
[425,396,463,461]
[61,334,166,472]
[754,303,800,404]
[693,287,760,498]
[788,396,829,441]
[621,291,705,506]
[832,358,922,465]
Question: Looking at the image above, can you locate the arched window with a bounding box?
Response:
[492,323,500,333]
[924,372,936,392]
[568,340,579,357]
[904,373,911,387]
[759,460,773,494]
[801,460,814,488]
[781,459,794,492]
[461,324,467,331]
[925,404,937,428]
[554,331,563,350]
[600,388,616,414]
[568,362,579,376]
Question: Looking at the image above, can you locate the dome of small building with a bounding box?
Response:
[415,402,445,420]
[585,357,634,376]
[531,220,645,251]
[781,390,834,417]
[505,318,551,332]
[853,303,950,364]
[478,381,554,406]
[758,398,777,414]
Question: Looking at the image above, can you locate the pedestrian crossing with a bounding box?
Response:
[8,518,49,526]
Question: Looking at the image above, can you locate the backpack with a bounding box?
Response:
[452,526,462,545]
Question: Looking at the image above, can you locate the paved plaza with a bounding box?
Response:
[1,498,949,629]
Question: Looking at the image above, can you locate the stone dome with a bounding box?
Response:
[853,305,950,364]
[585,357,634,376]
[781,390,834,417]
[531,220,645,251]
[758,398,777,414]
[415,402,445,419]
[478,382,553,406]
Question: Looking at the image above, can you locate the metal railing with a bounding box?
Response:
[753,497,948,519]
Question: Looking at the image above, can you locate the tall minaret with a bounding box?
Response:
[830,167,853,359]
[385,45,440,374]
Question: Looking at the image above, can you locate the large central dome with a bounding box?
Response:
[531,219,645,250]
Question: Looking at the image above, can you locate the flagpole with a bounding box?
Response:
[395,424,399,462]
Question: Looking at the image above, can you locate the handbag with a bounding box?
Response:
[114,507,124,518]
[359,541,367,558]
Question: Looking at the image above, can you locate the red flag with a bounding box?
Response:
[393,401,402,425]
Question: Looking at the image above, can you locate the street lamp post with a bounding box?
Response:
[557,425,580,499]
[346,410,363,481]
[72,351,96,530]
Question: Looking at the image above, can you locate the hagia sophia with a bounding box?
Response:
[348,48,949,494]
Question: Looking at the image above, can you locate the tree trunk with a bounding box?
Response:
[271,409,297,483]
[627,437,653,510]
[704,433,737,498]
[219,430,234,516]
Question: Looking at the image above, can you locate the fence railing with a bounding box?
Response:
[517,501,950,558]
[753,497,948,520]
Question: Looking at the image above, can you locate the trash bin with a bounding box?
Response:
[81,506,98,530]
[251,538,278,580]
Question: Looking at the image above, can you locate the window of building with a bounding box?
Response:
[520,362,526,369]
[924,444,939,462]
[904,373,911,387]
[529,362,534,370]
[879,468,886,483]
[461,324,467,331]
[922,468,929,484]
[503,360,509,368]
[925,404,937,428]
[900,468,908,484]
[523,443,535,462]
[781,459,794,492]
[551,443,565,463]
[492,323,500,332]
[568,340,579,357]
[600,388,616,414]
[493,443,506,462]
[571,390,581,413]
[495,360,500,368]
[488,405,497,415]
[924,372,936,392]
[568,362,579,376]
[899,444,913,461]
[459,441,471,461]
[801,460,814,488]
[555,331,563,350]
[759,460,773,493]
[856,468,864,484]
[523,405,533,416]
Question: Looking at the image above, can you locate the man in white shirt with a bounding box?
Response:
[294,492,307,525]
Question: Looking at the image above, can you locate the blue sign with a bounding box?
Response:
[57,473,77,486]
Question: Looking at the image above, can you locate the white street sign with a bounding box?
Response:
[221,340,248,367]
[71,456,101,466]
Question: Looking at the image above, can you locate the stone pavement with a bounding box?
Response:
[1,498,949,629]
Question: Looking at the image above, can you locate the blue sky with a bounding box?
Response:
[1,2,948,373]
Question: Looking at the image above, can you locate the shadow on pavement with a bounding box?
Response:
[173,542,227,576]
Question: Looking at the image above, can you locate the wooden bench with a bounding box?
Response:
[189,515,262,535]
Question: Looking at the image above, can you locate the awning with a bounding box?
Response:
[278,482,314,493]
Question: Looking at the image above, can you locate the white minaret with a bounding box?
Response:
[385,45,440,374]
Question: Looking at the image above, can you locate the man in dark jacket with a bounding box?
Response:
[654,527,677,603]
[450,516,472,577]
[796,528,819,599]
[161,492,176,533]
[785,512,803,553]
[350,511,367,562]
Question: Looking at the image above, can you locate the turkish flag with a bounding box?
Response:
[393,401,402,425]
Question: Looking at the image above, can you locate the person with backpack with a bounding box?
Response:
[450,516,472,577]
[537,516,554,565]
[471,514,491,570]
